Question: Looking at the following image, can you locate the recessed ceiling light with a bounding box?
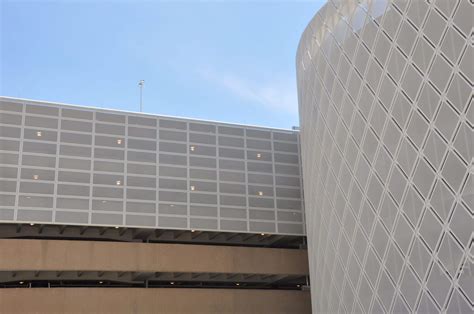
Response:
[99,281,103,284]
[235,283,240,286]
[170,282,175,285]
[116,180,121,185]
[101,200,107,203]
[260,233,265,236]
[191,229,195,233]
[256,153,261,158]
[258,191,263,196]
[116,139,122,145]
[190,185,195,191]
[115,226,119,229]
[30,223,35,226]
[33,175,39,180]
[170,204,175,207]
[19,281,24,284]
[190,146,195,151]
[36,131,42,137]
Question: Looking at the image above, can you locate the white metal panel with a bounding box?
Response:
[0,97,305,236]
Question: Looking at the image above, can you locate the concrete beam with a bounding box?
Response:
[0,239,309,275]
[0,288,311,314]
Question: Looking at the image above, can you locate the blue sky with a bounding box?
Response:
[1,0,324,129]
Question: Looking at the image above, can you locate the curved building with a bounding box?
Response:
[297,1,472,313]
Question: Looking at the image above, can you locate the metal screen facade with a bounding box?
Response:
[297,0,472,313]
[0,97,304,235]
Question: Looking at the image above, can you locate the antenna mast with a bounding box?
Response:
[138,80,145,112]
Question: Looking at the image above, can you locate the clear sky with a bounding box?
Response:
[1,0,324,129]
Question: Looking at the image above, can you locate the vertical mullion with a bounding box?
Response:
[52,108,62,223]
[271,131,278,234]
[156,119,160,228]
[123,116,128,227]
[13,102,26,221]
[88,111,96,224]
[215,127,221,231]
[186,122,190,229]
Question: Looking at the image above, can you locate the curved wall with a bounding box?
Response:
[297,1,472,313]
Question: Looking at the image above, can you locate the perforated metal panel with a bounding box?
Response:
[0,97,305,235]
[297,0,472,313]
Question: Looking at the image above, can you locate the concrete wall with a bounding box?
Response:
[297,0,472,313]
[0,288,311,313]
[0,239,308,275]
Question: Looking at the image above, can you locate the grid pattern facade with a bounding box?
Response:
[0,98,304,235]
[297,0,472,313]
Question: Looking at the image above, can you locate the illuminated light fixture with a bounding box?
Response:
[116,180,121,186]
[191,229,195,233]
[170,204,175,207]
[115,226,119,229]
[297,285,301,288]
[256,153,261,158]
[36,131,42,137]
[258,191,263,196]
[170,282,175,285]
[30,223,35,226]
[26,196,31,199]
[235,283,240,286]
[19,281,24,284]
[101,200,107,203]
[116,139,122,145]
[260,233,265,236]
[99,281,103,284]
[190,185,195,191]
[33,175,39,180]
[190,146,195,151]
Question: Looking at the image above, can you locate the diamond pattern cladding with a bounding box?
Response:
[296,0,472,313]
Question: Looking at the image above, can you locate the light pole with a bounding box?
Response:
[138,80,145,112]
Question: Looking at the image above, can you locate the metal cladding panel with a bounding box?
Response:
[0,97,305,235]
[297,1,472,313]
